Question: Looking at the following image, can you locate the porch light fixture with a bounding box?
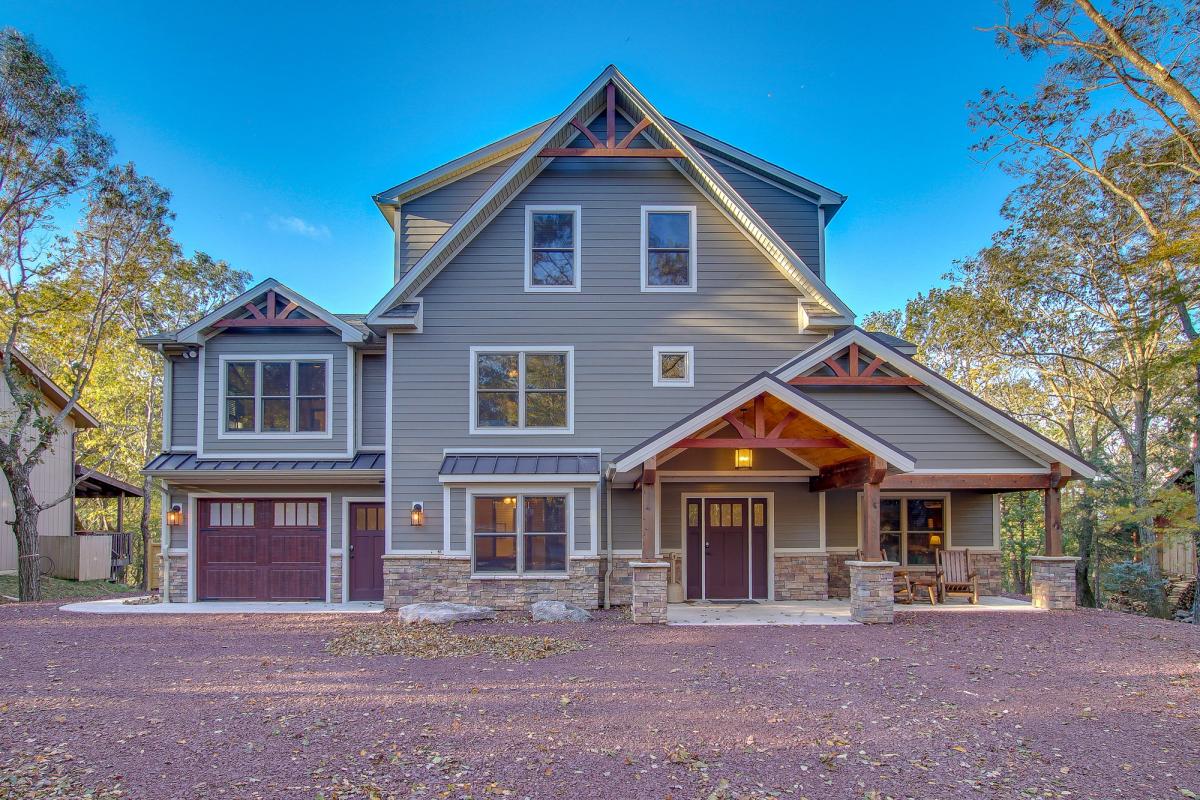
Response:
[166,503,184,527]
[734,448,753,470]
[410,501,425,527]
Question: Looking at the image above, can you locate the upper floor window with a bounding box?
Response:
[525,205,581,292]
[652,345,694,387]
[641,205,696,291]
[221,356,330,437]
[470,347,573,433]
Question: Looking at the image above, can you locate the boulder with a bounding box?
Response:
[397,602,496,624]
[530,600,592,623]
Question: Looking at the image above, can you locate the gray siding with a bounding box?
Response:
[399,157,518,276]
[390,155,825,550]
[573,487,591,552]
[707,158,822,278]
[200,331,350,456]
[803,387,1043,470]
[825,489,858,549]
[358,354,386,449]
[951,491,997,548]
[169,356,197,449]
[610,487,642,551]
[660,482,820,550]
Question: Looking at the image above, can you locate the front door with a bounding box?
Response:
[703,499,749,599]
[348,503,385,601]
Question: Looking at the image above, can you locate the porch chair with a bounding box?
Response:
[856,548,913,604]
[935,548,979,604]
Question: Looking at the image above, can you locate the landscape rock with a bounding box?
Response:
[530,599,592,622]
[397,602,495,624]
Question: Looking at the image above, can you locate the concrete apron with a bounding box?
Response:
[61,598,386,615]
[666,596,1038,626]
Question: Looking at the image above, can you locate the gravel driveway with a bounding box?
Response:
[1,602,1197,799]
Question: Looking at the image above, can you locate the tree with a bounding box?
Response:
[975,0,1200,620]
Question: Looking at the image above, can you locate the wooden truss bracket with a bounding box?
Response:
[213,289,327,330]
[790,343,922,386]
[539,82,683,158]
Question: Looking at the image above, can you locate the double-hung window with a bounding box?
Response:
[525,205,581,291]
[471,347,572,433]
[471,492,569,575]
[221,356,330,436]
[866,495,948,566]
[641,205,696,291]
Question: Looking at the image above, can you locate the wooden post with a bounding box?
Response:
[640,458,656,560]
[116,494,124,533]
[859,457,887,560]
[1045,464,1063,556]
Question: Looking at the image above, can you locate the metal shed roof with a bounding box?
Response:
[439,452,601,482]
[144,452,385,474]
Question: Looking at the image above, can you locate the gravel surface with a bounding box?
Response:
[0,603,1197,799]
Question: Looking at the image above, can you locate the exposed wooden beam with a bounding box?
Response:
[265,289,277,318]
[753,395,766,438]
[811,456,888,492]
[823,357,849,377]
[767,410,800,440]
[862,479,882,560]
[279,300,300,320]
[789,376,922,387]
[538,147,684,158]
[1045,463,1063,556]
[243,303,266,320]
[721,412,754,439]
[606,82,617,148]
[641,458,656,560]
[859,356,885,378]
[848,343,860,377]
[879,473,1056,490]
[675,437,845,449]
[213,318,328,329]
[616,117,652,149]
[571,118,602,148]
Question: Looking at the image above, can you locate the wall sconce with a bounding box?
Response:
[930,533,943,547]
[166,503,184,527]
[410,501,424,527]
[734,448,753,470]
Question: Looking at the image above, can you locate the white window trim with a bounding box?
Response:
[466,488,573,578]
[855,491,952,568]
[468,345,575,435]
[640,205,697,292]
[216,354,334,440]
[652,345,695,388]
[524,204,582,292]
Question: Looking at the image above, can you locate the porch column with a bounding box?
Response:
[640,458,656,561]
[859,457,886,560]
[1044,465,1063,557]
[632,458,668,623]
[1032,463,1078,610]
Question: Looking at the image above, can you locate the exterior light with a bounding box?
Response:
[166,503,184,527]
[410,501,424,527]
[734,448,753,470]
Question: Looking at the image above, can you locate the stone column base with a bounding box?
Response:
[1031,556,1079,610]
[165,553,189,603]
[848,560,897,624]
[330,554,343,603]
[631,561,669,623]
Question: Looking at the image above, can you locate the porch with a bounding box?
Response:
[665,596,1037,626]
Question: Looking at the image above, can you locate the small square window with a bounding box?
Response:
[525,206,581,292]
[652,345,694,387]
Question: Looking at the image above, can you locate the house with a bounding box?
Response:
[1,350,142,581]
[139,66,1095,622]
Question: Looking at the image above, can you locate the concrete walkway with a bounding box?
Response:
[666,596,1036,626]
[61,597,386,614]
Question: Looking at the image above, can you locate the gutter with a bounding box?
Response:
[603,465,615,609]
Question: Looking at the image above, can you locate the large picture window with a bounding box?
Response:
[641,205,697,291]
[867,495,947,567]
[471,347,572,433]
[221,357,330,436]
[471,493,569,575]
[525,205,581,291]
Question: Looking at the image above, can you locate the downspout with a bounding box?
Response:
[603,466,614,609]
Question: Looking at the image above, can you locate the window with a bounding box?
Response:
[273,501,321,527]
[525,205,581,291]
[207,501,255,527]
[220,356,330,437]
[471,347,572,433]
[652,345,694,387]
[471,493,568,575]
[868,495,947,567]
[641,205,696,291]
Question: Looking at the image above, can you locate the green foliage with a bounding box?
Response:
[1101,560,1169,608]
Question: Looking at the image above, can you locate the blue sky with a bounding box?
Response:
[5,1,1043,317]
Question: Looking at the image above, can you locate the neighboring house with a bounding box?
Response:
[140,66,1095,617]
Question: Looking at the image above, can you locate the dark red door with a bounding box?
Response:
[197,498,325,601]
[704,499,749,599]
[348,502,385,601]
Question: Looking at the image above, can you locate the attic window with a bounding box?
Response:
[525,206,581,292]
[641,206,696,291]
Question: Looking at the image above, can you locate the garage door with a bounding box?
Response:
[197,498,326,601]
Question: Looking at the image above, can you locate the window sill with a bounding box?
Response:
[470,573,570,581]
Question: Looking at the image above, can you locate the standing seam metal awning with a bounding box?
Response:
[438,452,601,479]
[143,452,386,473]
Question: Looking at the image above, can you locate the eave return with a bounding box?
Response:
[539,82,683,159]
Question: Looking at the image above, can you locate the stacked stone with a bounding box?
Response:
[329,558,342,604]
[166,554,188,603]
[630,562,669,624]
[971,552,1003,596]
[773,554,829,600]
[827,552,855,599]
[848,560,896,624]
[382,555,601,611]
[1030,556,1079,610]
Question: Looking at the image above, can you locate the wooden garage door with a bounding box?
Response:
[197,498,326,601]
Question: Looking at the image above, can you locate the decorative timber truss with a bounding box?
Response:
[672,395,850,451]
[538,82,683,159]
[789,343,922,387]
[213,289,327,331]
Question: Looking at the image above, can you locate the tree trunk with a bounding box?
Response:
[4,461,43,601]
[1076,487,1098,608]
[1192,365,1200,624]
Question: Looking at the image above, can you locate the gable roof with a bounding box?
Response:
[610,372,916,474]
[774,328,1097,479]
[166,279,367,345]
[5,349,100,429]
[367,65,855,327]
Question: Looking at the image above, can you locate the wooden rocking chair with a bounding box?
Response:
[936,548,979,604]
[857,548,913,604]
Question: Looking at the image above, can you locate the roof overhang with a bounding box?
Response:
[167,279,367,345]
[5,349,100,429]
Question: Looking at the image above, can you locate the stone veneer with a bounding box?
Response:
[1031,555,1079,610]
[631,561,669,623]
[165,553,188,603]
[382,555,601,611]
[848,560,897,623]
[773,554,829,600]
[329,555,343,604]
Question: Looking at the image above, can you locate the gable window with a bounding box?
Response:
[641,205,697,291]
[525,205,581,291]
[471,492,569,575]
[861,494,948,567]
[471,347,573,433]
[220,356,331,437]
[652,345,694,387]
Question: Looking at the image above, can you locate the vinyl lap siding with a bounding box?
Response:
[170,357,197,449]
[951,491,997,548]
[390,157,824,550]
[200,331,349,456]
[358,354,386,449]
